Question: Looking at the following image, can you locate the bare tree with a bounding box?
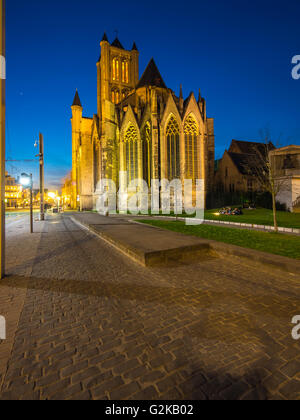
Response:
[243,130,288,233]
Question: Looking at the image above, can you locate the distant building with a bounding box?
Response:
[215,140,275,194]
[71,34,215,210]
[270,145,300,212]
[5,172,23,208]
[62,173,72,208]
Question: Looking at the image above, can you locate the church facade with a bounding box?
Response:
[70,34,215,210]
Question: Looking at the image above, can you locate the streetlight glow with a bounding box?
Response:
[20,174,31,187]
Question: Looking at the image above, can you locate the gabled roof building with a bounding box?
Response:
[215,140,276,195]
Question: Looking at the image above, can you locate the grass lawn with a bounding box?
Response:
[112,208,300,229]
[139,219,300,260]
[204,208,300,229]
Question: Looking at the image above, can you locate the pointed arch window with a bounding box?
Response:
[124,124,139,184]
[111,89,120,104]
[125,62,129,83]
[184,115,199,181]
[121,60,129,83]
[112,58,120,81]
[122,61,125,83]
[166,116,180,180]
[143,122,152,187]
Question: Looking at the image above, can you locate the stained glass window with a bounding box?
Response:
[143,122,152,187]
[124,124,138,184]
[166,116,180,180]
[184,115,199,181]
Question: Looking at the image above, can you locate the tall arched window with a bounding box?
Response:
[111,89,120,104]
[124,124,139,184]
[112,58,120,81]
[125,62,129,83]
[143,122,152,187]
[166,116,180,180]
[184,115,199,180]
[121,61,129,83]
[122,61,125,83]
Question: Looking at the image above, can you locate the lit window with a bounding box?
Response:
[124,124,138,184]
[122,61,125,83]
[116,60,119,81]
[125,62,129,83]
[143,122,152,187]
[184,115,199,181]
[113,59,116,81]
[166,116,180,180]
[112,58,120,81]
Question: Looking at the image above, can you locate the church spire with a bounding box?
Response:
[180,84,183,99]
[198,88,202,104]
[101,32,109,43]
[111,37,125,50]
[132,42,138,51]
[72,89,82,107]
[179,84,184,114]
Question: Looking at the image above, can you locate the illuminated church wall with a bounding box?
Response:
[71,34,215,211]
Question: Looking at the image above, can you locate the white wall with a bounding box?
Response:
[276,176,300,212]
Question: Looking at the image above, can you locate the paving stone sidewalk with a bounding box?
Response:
[0,213,299,400]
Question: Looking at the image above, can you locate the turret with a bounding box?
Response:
[131,42,139,86]
[71,89,83,209]
[71,89,83,133]
[179,84,184,114]
[151,88,158,115]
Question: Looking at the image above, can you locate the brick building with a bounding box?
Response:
[215,140,275,194]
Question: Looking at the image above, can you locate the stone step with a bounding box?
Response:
[71,214,214,267]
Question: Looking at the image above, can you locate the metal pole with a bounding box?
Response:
[39,133,44,221]
[0,0,5,279]
[30,174,33,234]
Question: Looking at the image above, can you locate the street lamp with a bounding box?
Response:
[20,173,33,233]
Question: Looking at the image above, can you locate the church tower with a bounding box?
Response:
[97,33,139,118]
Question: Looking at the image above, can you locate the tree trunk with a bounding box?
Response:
[272,193,278,233]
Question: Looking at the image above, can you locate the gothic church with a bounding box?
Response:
[71,34,215,210]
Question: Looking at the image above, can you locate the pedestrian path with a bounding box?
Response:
[0,213,299,400]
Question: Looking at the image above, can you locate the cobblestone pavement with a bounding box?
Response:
[0,213,299,400]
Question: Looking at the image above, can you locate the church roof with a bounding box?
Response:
[72,90,82,107]
[111,37,125,50]
[229,140,275,155]
[227,152,254,175]
[136,58,167,89]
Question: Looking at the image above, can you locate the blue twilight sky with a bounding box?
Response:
[6,0,300,189]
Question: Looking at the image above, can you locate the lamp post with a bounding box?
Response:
[35,133,44,221]
[20,173,33,233]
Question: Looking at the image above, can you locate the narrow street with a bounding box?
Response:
[0,212,299,400]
